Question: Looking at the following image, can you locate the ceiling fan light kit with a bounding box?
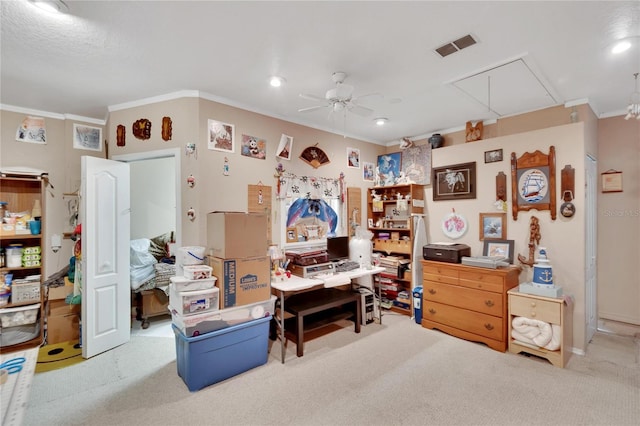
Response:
[624,72,640,121]
[374,118,388,126]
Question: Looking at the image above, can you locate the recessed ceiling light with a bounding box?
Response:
[612,40,632,54]
[374,118,388,126]
[269,76,285,87]
[28,0,69,14]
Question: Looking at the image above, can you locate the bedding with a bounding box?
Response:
[130,232,175,294]
[511,316,561,351]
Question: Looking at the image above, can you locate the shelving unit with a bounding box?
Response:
[0,175,46,352]
[367,184,424,315]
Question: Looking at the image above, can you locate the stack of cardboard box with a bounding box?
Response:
[47,277,80,344]
[207,212,271,310]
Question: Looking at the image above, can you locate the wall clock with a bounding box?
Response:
[511,146,556,220]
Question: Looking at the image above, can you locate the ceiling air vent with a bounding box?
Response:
[435,34,477,58]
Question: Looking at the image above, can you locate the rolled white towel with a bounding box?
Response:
[544,324,562,351]
[512,316,553,348]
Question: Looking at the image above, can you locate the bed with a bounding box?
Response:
[130,232,175,329]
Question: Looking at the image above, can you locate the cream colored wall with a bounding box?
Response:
[0,110,105,279]
[425,124,588,351]
[597,116,640,325]
[107,96,384,247]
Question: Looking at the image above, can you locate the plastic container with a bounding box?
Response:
[6,245,23,268]
[0,291,10,307]
[0,303,40,327]
[170,275,216,292]
[183,264,213,280]
[11,280,41,304]
[172,315,271,391]
[178,246,206,266]
[413,286,423,324]
[170,295,276,337]
[169,286,219,316]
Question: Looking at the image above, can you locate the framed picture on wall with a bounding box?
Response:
[479,212,507,240]
[73,123,102,151]
[432,161,476,201]
[207,119,235,153]
[363,161,375,182]
[347,147,360,168]
[276,134,293,160]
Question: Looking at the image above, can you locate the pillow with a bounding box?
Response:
[149,231,173,261]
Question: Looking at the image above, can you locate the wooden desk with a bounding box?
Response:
[271,267,384,363]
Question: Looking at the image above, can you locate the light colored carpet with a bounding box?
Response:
[24,313,640,426]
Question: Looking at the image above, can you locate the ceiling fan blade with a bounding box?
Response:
[348,103,374,117]
[298,105,328,113]
[299,93,326,102]
[352,92,383,102]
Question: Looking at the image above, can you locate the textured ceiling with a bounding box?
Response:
[1,1,639,145]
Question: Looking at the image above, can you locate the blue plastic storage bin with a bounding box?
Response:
[173,314,271,391]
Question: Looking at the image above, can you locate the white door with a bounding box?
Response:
[81,156,131,358]
[585,154,597,342]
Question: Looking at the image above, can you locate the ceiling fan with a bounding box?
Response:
[298,72,376,117]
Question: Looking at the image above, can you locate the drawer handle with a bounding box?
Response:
[484,323,494,331]
[484,300,494,307]
[428,308,436,314]
[428,288,436,295]
[530,312,536,318]
[530,302,537,307]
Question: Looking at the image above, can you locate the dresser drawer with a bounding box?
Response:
[423,282,503,317]
[423,301,503,341]
[509,294,561,324]
[459,270,504,293]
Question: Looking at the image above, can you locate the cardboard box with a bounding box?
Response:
[173,315,271,391]
[207,212,268,259]
[48,299,81,316]
[208,256,271,309]
[47,312,79,344]
[48,278,74,301]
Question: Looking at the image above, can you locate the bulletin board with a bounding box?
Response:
[248,184,272,244]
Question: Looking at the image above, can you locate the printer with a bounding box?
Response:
[423,243,471,264]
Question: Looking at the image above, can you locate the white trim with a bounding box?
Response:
[107,90,200,112]
[0,104,106,125]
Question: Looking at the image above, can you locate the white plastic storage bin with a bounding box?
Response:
[170,276,216,292]
[169,287,219,316]
[183,265,213,280]
[0,303,40,327]
[170,295,276,337]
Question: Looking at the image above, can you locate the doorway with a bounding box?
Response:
[585,154,597,342]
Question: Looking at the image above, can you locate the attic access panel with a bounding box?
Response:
[452,58,559,117]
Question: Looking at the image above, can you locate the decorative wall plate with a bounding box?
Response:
[133,118,151,140]
[441,210,468,239]
[162,116,172,141]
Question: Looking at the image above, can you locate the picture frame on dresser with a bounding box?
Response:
[483,239,514,263]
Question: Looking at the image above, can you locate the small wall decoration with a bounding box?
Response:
[132,118,151,140]
[187,207,196,221]
[518,216,541,266]
[240,134,266,159]
[375,152,402,186]
[347,147,360,168]
[207,119,234,153]
[286,227,298,243]
[185,143,196,158]
[161,116,172,141]
[401,144,432,185]
[432,161,476,201]
[276,134,293,160]
[363,161,375,182]
[116,125,126,147]
[223,157,230,175]
[483,239,515,264]
[465,121,483,142]
[511,146,556,220]
[484,148,503,163]
[73,123,102,151]
[601,169,623,193]
[16,116,46,144]
[187,174,195,188]
[441,209,468,239]
[299,145,330,168]
[479,212,507,240]
[496,171,507,202]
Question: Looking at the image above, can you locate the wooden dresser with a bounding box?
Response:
[421,260,521,352]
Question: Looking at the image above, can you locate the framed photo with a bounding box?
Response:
[484,148,503,163]
[286,227,297,243]
[73,123,102,151]
[240,134,266,159]
[432,161,476,201]
[601,170,622,193]
[347,147,360,168]
[479,212,507,240]
[511,147,556,220]
[207,119,235,153]
[276,134,293,160]
[367,218,374,228]
[363,161,375,182]
[483,239,515,264]
[376,152,402,186]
